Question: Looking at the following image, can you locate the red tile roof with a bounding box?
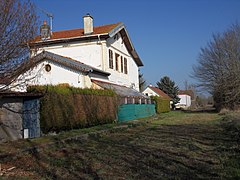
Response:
[149,86,171,100]
[33,23,122,42]
[31,22,143,67]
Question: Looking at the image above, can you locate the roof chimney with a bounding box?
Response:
[83,13,93,35]
[40,20,51,40]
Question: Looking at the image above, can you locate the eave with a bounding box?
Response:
[29,34,109,47]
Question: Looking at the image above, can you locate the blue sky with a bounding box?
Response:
[32,0,240,90]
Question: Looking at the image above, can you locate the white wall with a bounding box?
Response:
[176,94,191,108]
[36,40,102,68]
[0,98,23,141]
[33,32,140,91]
[106,33,140,91]
[11,59,91,92]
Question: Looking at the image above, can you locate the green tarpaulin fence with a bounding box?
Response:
[117,104,156,122]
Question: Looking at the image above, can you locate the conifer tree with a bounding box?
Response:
[156,76,180,105]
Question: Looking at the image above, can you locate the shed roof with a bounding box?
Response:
[92,79,148,98]
[0,92,43,98]
[0,51,110,85]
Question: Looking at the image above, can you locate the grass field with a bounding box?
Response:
[0,111,240,179]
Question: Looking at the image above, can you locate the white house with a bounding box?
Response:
[2,14,144,94]
[175,90,194,109]
[142,86,171,100]
[142,85,172,108]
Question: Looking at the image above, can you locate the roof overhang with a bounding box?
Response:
[108,24,143,66]
[29,34,109,47]
[0,92,43,98]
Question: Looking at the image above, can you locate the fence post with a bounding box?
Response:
[125,97,127,104]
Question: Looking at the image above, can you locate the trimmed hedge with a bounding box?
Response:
[27,85,116,96]
[28,85,118,134]
[151,96,170,113]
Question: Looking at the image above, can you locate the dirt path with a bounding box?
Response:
[0,112,239,179]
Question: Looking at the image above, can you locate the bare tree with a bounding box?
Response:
[0,0,38,80]
[192,23,240,110]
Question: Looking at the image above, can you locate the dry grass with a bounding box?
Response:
[151,111,221,125]
[0,111,239,179]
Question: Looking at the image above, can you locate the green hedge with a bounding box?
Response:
[151,96,170,113]
[28,85,118,134]
[27,85,116,96]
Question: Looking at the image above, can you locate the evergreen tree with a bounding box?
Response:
[139,71,146,92]
[156,76,180,105]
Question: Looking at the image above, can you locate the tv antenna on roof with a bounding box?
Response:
[38,7,54,35]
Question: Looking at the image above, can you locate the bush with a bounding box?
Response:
[28,85,118,134]
[27,85,116,96]
[151,96,170,113]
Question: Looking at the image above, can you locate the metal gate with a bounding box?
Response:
[23,98,40,138]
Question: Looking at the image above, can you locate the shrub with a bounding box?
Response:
[28,85,118,134]
[27,85,116,96]
[151,96,170,113]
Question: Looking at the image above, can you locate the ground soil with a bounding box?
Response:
[0,112,239,179]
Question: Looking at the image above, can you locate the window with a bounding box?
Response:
[115,53,119,71]
[120,56,123,73]
[45,64,51,72]
[124,57,128,74]
[109,49,113,69]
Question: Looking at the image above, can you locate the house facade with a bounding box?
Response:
[142,85,172,108]
[142,86,171,99]
[175,90,194,109]
[16,14,143,92]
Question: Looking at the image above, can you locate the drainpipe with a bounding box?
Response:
[98,35,105,71]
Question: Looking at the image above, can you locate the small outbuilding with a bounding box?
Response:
[0,92,42,142]
[175,90,194,109]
